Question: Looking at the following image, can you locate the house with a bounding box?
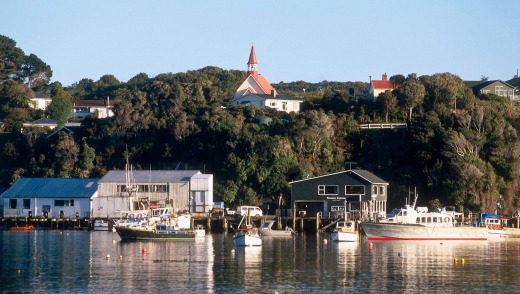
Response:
[71,99,121,119]
[231,45,302,113]
[30,92,52,110]
[290,170,389,220]
[2,178,98,218]
[465,80,518,100]
[21,118,81,132]
[93,170,213,218]
[368,73,399,100]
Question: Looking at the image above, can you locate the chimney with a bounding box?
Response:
[271,90,277,97]
[382,73,387,81]
[369,75,372,82]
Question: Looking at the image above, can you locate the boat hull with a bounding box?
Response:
[258,230,294,237]
[361,222,488,241]
[331,231,358,242]
[115,226,197,241]
[233,233,262,246]
[9,226,34,232]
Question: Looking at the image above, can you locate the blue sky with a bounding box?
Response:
[2,1,519,86]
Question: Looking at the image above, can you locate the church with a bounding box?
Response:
[231,45,302,113]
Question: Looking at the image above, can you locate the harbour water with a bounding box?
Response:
[2,230,520,293]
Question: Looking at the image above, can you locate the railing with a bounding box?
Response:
[359,123,407,130]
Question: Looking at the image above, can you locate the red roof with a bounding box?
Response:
[248,45,258,65]
[252,74,275,94]
[371,80,398,89]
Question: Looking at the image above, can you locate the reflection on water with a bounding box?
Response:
[2,231,520,292]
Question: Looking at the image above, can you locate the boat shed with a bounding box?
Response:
[94,170,213,218]
[290,170,389,220]
[1,178,98,218]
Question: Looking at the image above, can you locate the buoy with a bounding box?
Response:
[119,255,123,260]
[274,292,279,294]
[106,254,111,260]
[461,258,465,265]
[454,258,458,264]
[141,248,146,254]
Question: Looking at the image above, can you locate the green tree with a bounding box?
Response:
[47,82,72,125]
[400,78,425,123]
[0,35,25,80]
[18,53,52,88]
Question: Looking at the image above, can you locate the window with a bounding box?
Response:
[54,200,74,207]
[23,199,30,209]
[270,102,276,107]
[372,186,377,194]
[282,102,287,110]
[10,199,17,209]
[318,185,339,195]
[379,186,385,194]
[345,185,365,195]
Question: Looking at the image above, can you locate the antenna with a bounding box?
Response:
[346,162,357,170]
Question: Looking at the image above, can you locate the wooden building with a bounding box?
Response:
[93,170,213,218]
[290,170,389,220]
[2,178,98,219]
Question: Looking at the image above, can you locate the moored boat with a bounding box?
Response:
[93,219,114,231]
[330,221,358,242]
[360,196,489,241]
[115,224,197,241]
[232,215,262,246]
[258,220,296,237]
[9,225,34,231]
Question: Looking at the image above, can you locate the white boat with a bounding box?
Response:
[232,215,262,246]
[93,219,113,231]
[330,221,358,242]
[258,220,296,237]
[360,195,489,241]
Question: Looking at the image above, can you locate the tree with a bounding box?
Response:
[377,90,398,123]
[0,35,25,80]
[47,82,72,125]
[18,53,52,88]
[400,78,425,123]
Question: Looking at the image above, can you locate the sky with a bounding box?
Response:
[2,1,519,87]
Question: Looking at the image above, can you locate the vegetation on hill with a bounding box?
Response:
[1,34,519,215]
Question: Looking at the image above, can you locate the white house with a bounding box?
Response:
[231,45,302,113]
[368,73,399,100]
[30,92,52,110]
[2,178,98,218]
[71,99,121,119]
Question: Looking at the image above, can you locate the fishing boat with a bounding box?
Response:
[330,221,358,242]
[258,220,296,237]
[9,225,34,231]
[360,195,489,241]
[114,213,202,241]
[232,214,262,246]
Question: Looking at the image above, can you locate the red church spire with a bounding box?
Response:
[247,45,258,76]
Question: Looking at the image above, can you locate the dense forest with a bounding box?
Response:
[1,34,520,215]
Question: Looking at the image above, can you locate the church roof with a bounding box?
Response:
[248,45,258,65]
[251,74,275,94]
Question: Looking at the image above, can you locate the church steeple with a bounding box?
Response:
[247,45,258,76]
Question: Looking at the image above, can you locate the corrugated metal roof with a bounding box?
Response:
[2,178,99,198]
[99,170,201,183]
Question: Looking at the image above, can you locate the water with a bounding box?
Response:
[2,230,520,293]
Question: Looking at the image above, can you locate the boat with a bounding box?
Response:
[360,195,489,241]
[93,219,114,231]
[330,221,358,242]
[115,213,202,241]
[258,220,296,237]
[232,214,262,246]
[9,225,34,231]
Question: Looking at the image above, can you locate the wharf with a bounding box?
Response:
[0,213,341,233]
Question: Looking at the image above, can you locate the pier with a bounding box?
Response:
[0,212,346,234]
